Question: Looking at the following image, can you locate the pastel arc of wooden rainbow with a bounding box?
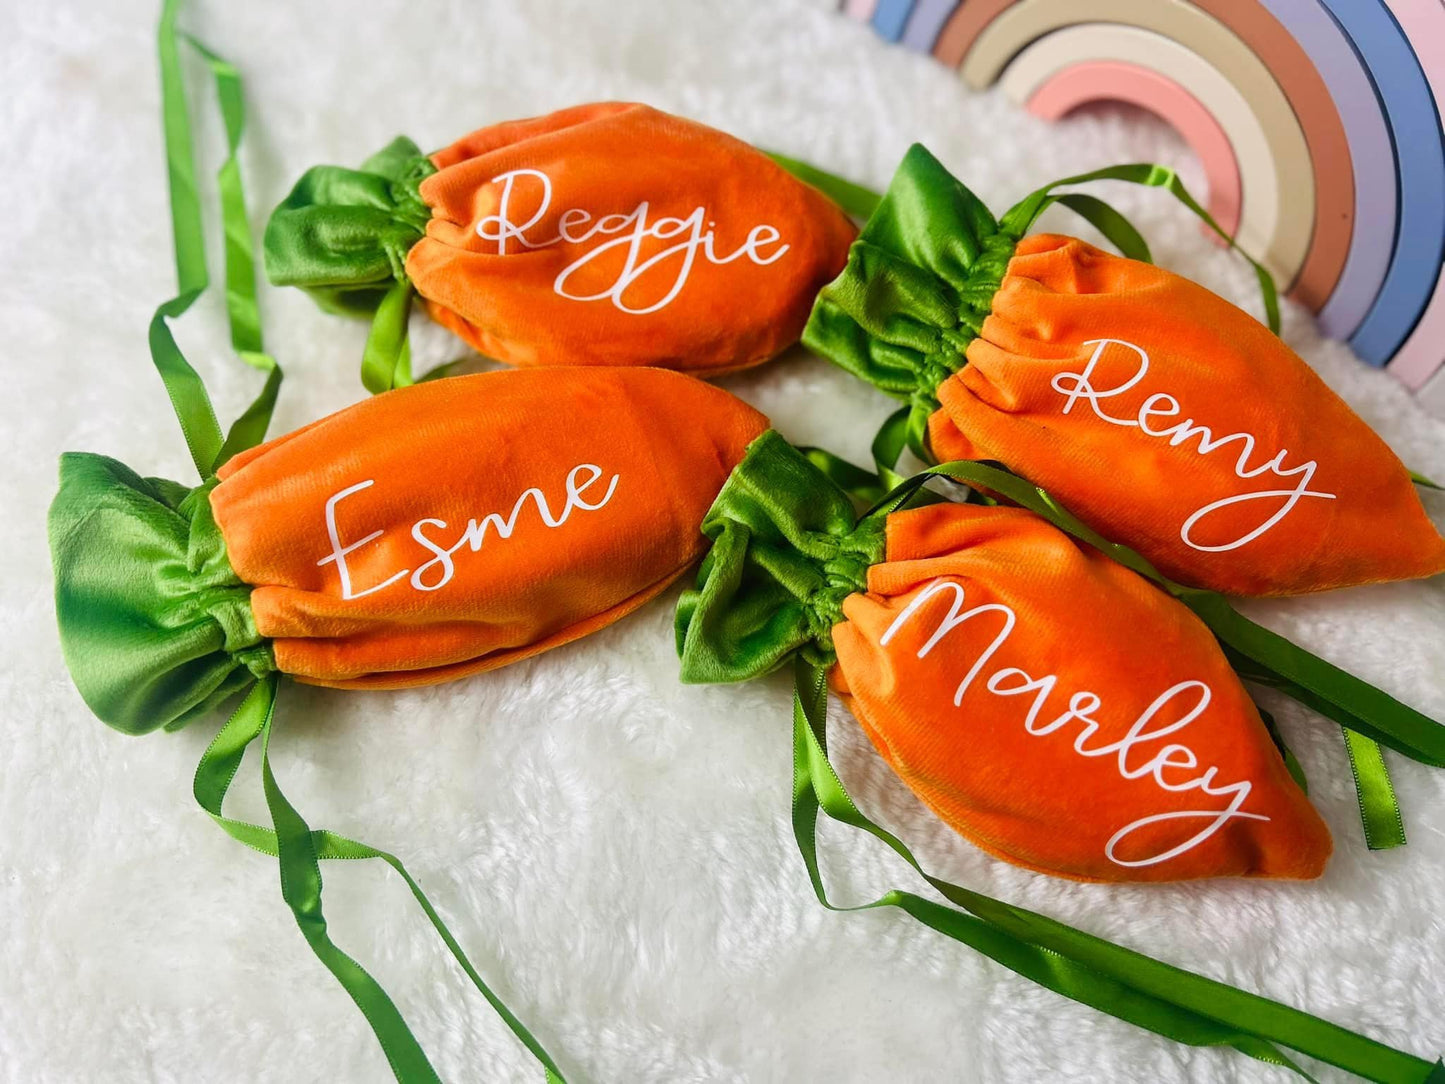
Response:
[930,0,1353,310]
[997,25,1293,285]
[901,0,959,52]
[871,0,915,40]
[1317,0,1445,366]
[1381,0,1445,390]
[1257,0,1399,342]
[1186,0,1352,313]
[1025,61,1243,241]
[842,0,878,22]
[960,0,1316,290]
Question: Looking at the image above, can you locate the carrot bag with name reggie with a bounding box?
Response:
[264,101,864,390]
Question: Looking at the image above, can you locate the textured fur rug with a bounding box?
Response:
[3,1,1443,1081]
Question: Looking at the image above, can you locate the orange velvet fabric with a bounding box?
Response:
[830,502,1331,883]
[408,102,856,375]
[212,368,768,688]
[929,234,1445,596]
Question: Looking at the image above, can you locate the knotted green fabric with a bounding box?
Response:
[47,452,272,735]
[264,137,438,392]
[800,145,1011,443]
[264,137,436,315]
[675,430,883,682]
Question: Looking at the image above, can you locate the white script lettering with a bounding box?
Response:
[316,464,620,599]
[1050,338,1336,552]
[475,167,789,314]
[879,579,1266,867]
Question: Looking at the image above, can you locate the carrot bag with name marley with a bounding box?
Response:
[801,145,1445,600]
[263,101,867,391]
[674,434,1445,1083]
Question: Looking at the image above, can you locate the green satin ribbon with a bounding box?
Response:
[195,677,567,1084]
[363,279,417,393]
[766,152,884,220]
[116,4,567,1079]
[263,135,436,393]
[791,657,1442,1084]
[998,161,1281,334]
[155,0,280,477]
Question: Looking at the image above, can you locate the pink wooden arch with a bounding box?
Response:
[1025,60,1243,240]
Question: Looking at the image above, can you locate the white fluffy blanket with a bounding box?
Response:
[3,1,1443,1081]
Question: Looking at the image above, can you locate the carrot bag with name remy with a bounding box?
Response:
[263,101,868,391]
[802,144,1445,600]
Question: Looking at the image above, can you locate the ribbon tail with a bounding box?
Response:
[191,678,569,1083]
[1342,728,1408,850]
[790,660,1439,1083]
[182,33,283,464]
[1181,591,1445,771]
[155,0,281,477]
[765,152,883,220]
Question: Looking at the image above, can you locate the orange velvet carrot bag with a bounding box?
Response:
[50,363,769,1081]
[53,366,768,724]
[265,102,859,391]
[802,145,1445,598]
[673,434,1445,1081]
[676,432,1330,884]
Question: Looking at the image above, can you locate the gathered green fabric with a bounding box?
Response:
[800,144,1014,429]
[263,136,437,316]
[675,430,884,682]
[48,452,272,735]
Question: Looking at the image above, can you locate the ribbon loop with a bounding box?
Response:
[999,162,1281,334]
